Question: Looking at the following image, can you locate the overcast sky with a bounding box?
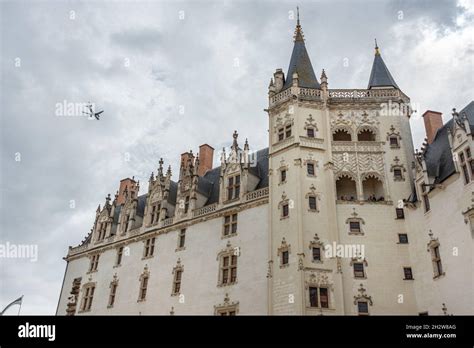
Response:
[0,0,473,314]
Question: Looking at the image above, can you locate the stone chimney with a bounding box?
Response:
[198,144,214,176]
[422,110,443,144]
[116,178,137,205]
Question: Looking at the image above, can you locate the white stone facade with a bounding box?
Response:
[56,20,473,316]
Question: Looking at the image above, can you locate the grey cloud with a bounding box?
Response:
[1,0,472,314]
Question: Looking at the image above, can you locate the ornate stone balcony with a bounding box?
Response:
[244,187,269,202]
[269,87,409,108]
[329,88,409,103]
[331,141,384,153]
[193,203,218,217]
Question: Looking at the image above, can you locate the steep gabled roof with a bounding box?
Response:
[368,42,399,89]
[423,101,474,184]
[282,10,320,90]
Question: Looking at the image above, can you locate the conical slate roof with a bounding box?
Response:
[368,43,399,89]
[283,10,320,90]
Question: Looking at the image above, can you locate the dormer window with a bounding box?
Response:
[150,203,160,225]
[124,214,130,232]
[184,196,190,213]
[227,175,240,201]
[459,151,471,184]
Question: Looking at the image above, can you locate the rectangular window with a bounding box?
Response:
[389,137,399,147]
[139,276,148,301]
[278,128,284,141]
[221,254,237,285]
[223,214,238,236]
[108,283,117,307]
[282,203,289,217]
[353,263,365,278]
[227,175,240,200]
[307,128,315,138]
[81,285,95,312]
[124,215,130,232]
[309,196,317,210]
[396,208,405,219]
[319,288,329,308]
[466,147,474,176]
[150,204,160,224]
[173,270,182,294]
[281,250,289,265]
[144,237,156,258]
[357,301,369,315]
[309,287,318,307]
[216,307,238,316]
[422,185,430,212]
[116,247,123,266]
[403,267,413,280]
[431,245,443,277]
[394,168,403,180]
[312,247,321,261]
[285,125,292,138]
[307,163,315,176]
[398,234,409,244]
[281,169,286,183]
[184,196,190,213]
[89,255,99,272]
[178,229,186,248]
[349,221,361,233]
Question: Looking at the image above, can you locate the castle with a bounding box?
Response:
[57,12,474,315]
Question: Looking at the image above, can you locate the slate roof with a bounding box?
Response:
[423,101,474,185]
[282,23,320,90]
[368,49,399,89]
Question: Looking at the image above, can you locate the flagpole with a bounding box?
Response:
[17,295,23,316]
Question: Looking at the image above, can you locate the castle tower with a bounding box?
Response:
[267,8,344,314]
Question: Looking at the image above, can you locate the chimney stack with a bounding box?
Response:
[116,177,137,205]
[422,110,443,144]
[198,144,214,176]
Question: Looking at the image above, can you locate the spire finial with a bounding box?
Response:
[374,38,380,55]
[293,6,304,42]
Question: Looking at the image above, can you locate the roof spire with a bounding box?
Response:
[367,40,399,89]
[293,6,304,42]
[283,7,320,90]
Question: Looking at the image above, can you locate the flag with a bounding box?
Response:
[0,295,23,315]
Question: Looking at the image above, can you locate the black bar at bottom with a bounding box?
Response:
[0,315,472,346]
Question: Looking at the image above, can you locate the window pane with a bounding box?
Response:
[320,288,329,308]
[313,247,321,261]
[309,287,318,307]
[358,301,369,314]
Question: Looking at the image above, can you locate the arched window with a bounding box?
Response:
[333,129,352,141]
[357,129,376,141]
[336,174,357,201]
[362,174,384,201]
